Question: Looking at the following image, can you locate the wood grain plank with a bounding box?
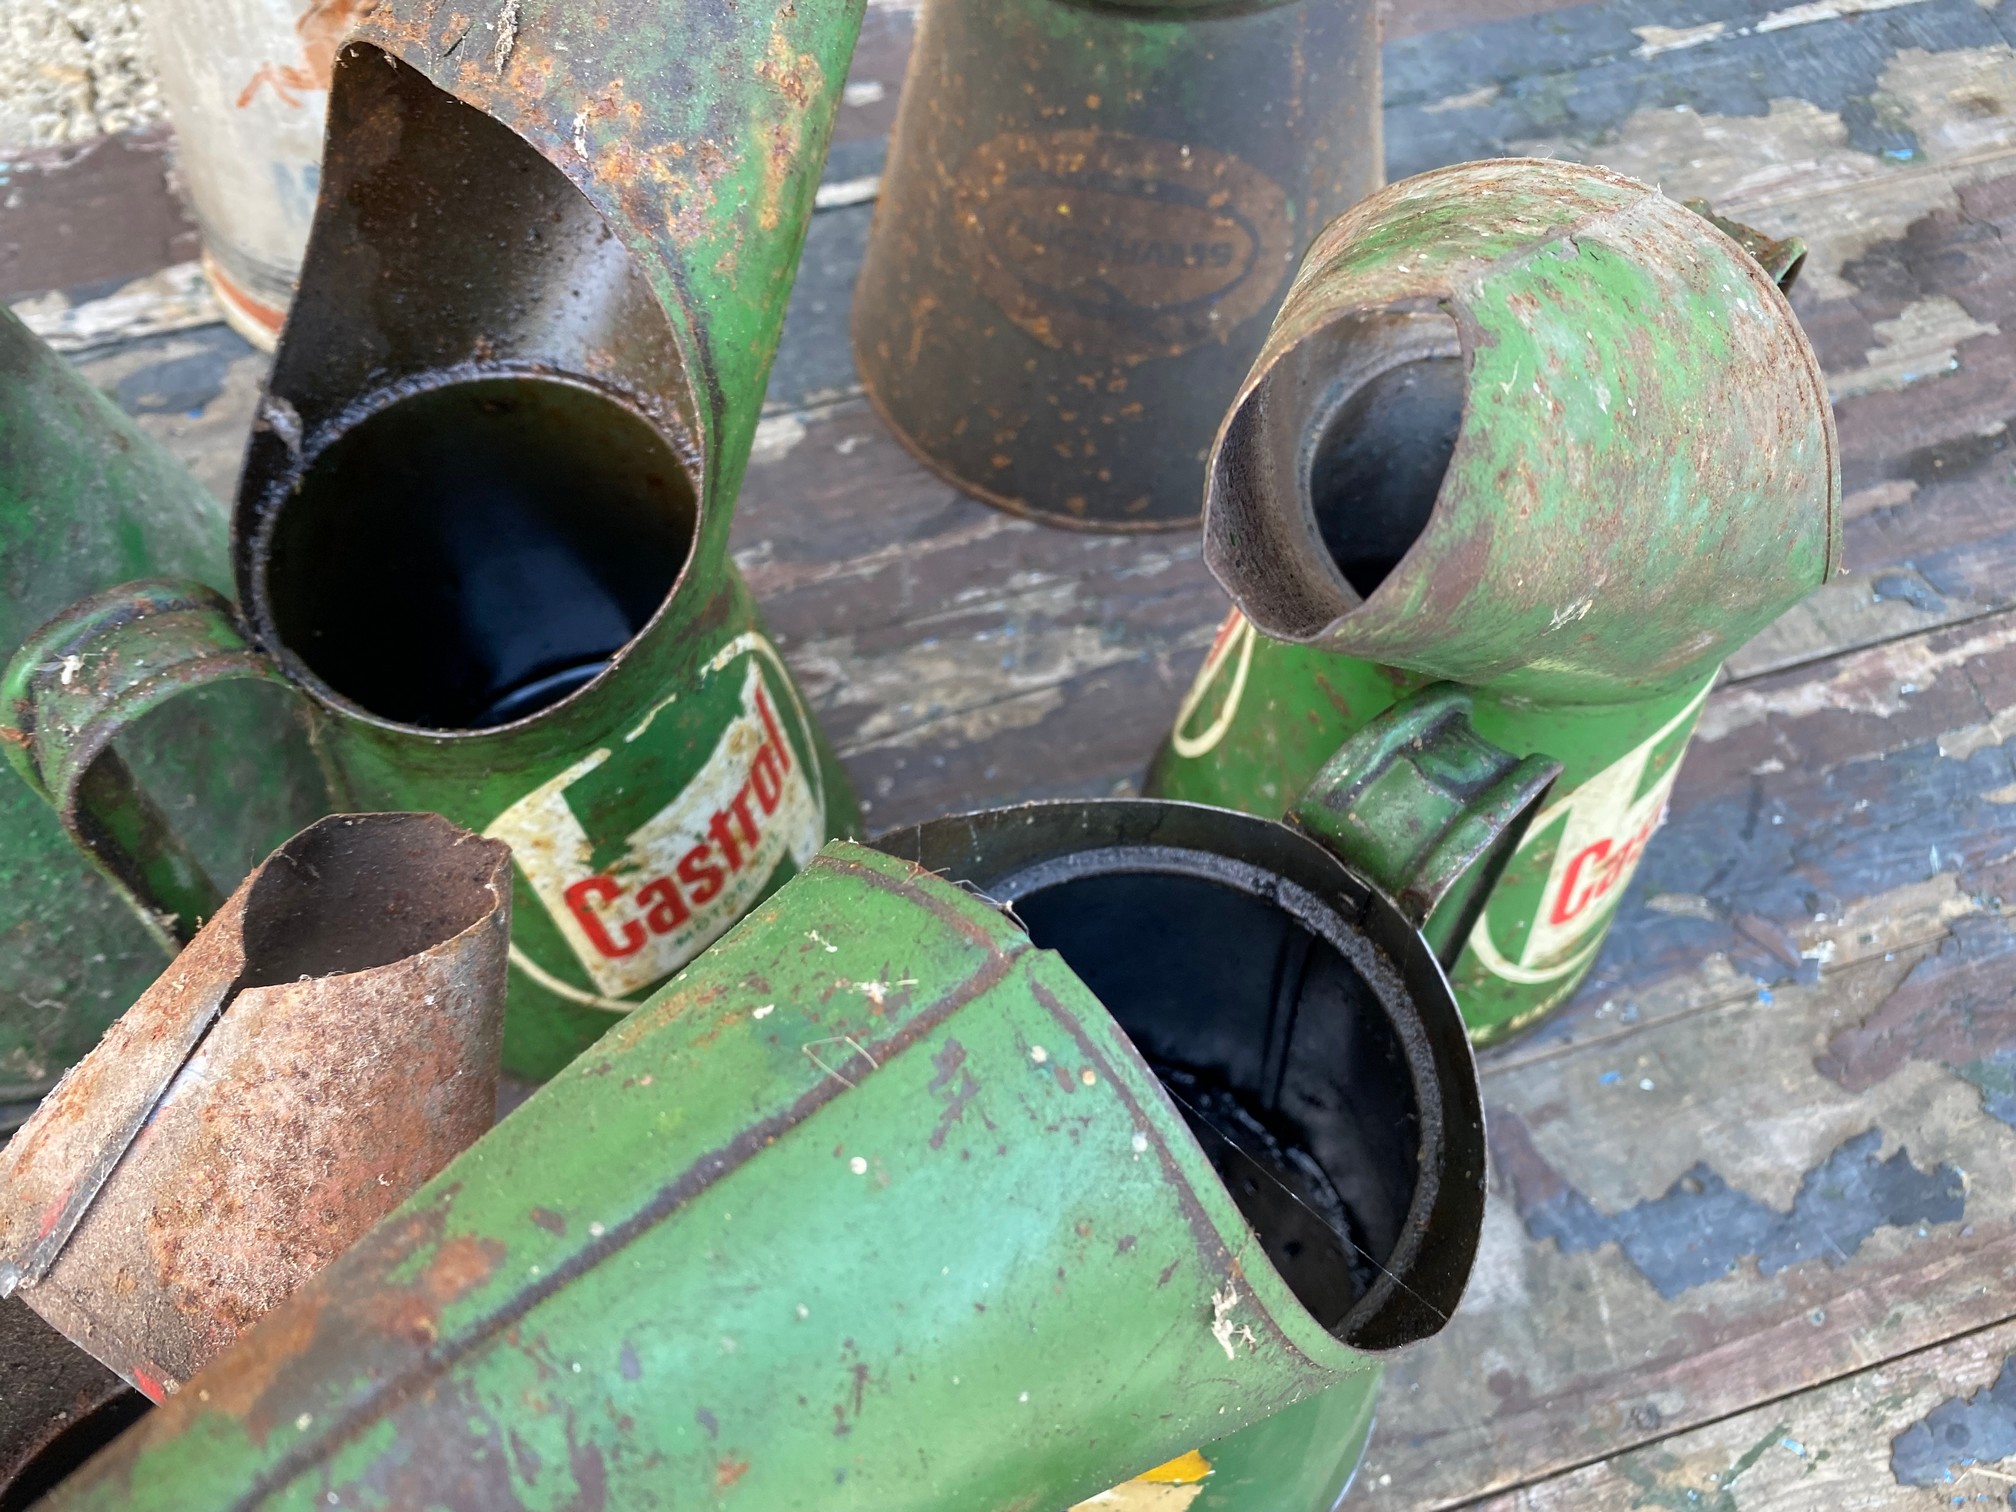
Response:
[1469,1318,2016,1510]
[731,400,1227,828]
[1380,0,1601,44]
[1350,930,2016,1506]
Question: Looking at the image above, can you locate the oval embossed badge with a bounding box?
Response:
[954,130,1294,362]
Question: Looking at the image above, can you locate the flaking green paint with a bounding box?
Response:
[42,843,1385,1512]
[2,0,867,1080]
[1152,160,1841,1042]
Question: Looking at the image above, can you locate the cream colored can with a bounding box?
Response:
[144,0,352,347]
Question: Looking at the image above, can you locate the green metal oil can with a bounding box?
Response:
[2,0,869,1081]
[35,686,1550,1510]
[852,0,1382,531]
[0,308,328,1117]
[1148,159,1840,1044]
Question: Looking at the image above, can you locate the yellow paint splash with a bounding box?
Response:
[1138,1450,1214,1484]
[1068,1450,1213,1510]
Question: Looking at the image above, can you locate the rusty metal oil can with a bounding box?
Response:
[0,812,511,1404]
[1148,159,1840,1044]
[31,685,1546,1511]
[0,307,330,1121]
[3,0,868,1081]
[852,0,1381,531]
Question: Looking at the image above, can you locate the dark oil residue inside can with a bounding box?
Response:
[266,377,696,731]
[1010,866,1422,1334]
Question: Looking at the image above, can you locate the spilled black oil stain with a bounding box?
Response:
[1870,570,1949,616]
[1891,1354,2016,1496]
[1493,1116,1965,1300]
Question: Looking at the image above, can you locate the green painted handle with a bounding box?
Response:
[1290,683,1561,970]
[1684,198,1808,292]
[1,579,294,949]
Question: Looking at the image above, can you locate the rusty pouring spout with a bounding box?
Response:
[0,812,511,1401]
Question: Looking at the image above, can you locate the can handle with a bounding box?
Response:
[1289,683,1561,970]
[1684,198,1807,292]
[2,579,296,950]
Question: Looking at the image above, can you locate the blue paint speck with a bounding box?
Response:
[1599,1070,1620,1085]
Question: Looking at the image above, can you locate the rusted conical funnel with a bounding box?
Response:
[0,812,510,1401]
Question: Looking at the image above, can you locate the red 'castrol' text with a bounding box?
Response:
[1547,803,1664,927]
[1469,684,1711,985]
[562,686,795,960]
[487,656,825,1000]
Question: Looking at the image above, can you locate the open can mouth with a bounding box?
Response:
[875,798,1487,1351]
[235,43,705,738]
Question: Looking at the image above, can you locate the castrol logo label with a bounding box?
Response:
[1467,683,1711,986]
[1169,610,1256,759]
[488,639,825,1003]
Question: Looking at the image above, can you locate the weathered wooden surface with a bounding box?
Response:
[34,0,2016,1505]
[1479,1319,2016,1509]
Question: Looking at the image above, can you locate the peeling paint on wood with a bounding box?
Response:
[1472,1320,2016,1509]
[1495,1116,1965,1299]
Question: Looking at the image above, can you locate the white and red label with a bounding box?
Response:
[1169,610,1256,760]
[488,657,823,1000]
[1467,683,1711,986]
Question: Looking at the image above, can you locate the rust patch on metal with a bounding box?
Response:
[953,130,1295,363]
[354,1231,507,1361]
[0,812,511,1399]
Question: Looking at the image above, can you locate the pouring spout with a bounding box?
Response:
[1204,158,1840,707]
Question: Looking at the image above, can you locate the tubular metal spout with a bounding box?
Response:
[876,798,1490,1355]
[241,39,705,732]
[0,813,511,1401]
[1154,159,1840,1043]
[1204,159,1839,704]
[244,0,868,679]
[2,0,868,1089]
[33,817,1488,1512]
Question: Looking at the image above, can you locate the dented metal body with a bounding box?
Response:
[0,309,328,1116]
[39,688,1534,1511]
[852,0,1382,531]
[1149,160,1841,1042]
[2,0,866,1080]
[0,812,511,1402]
